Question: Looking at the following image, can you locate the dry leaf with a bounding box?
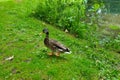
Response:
[5,55,14,61]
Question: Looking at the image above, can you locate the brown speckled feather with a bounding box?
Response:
[43,28,70,54]
[49,39,69,52]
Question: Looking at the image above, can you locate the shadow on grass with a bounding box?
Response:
[47,55,68,60]
[36,53,68,61]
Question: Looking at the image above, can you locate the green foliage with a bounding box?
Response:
[32,0,106,49]
[33,0,95,39]
[100,35,120,52]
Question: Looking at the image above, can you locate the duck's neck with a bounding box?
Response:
[45,32,49,39]
[44,33,49,45]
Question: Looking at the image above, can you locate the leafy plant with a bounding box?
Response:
[33,0,100,39]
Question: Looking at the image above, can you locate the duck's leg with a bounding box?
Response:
[48,52,54,56]
[55,52,60,56]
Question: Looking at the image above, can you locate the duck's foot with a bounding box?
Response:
[55,53,60,56]
[48,52,53,56]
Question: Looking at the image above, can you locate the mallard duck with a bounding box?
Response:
[43,28,70,56]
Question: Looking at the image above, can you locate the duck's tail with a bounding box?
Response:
[65,48,71,54]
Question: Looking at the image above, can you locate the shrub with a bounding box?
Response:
[33,0,99,39]
[33,1,108,50]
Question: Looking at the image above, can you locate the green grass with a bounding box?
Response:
[0,0,120,80]
[0,0,11,2]
[109,25,120,30]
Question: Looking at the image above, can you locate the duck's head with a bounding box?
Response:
[43,28,49,35]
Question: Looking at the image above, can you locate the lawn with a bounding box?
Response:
[0,0,120,80]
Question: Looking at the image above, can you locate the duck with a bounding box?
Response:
[43,28,70,56]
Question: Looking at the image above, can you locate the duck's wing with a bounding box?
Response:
[49,39,70,52]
